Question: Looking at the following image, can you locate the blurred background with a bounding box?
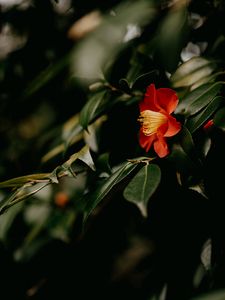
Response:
[1,0,225,299]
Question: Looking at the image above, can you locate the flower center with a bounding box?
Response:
[138,110,167,136]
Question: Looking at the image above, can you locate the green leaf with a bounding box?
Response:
[176,83,212,114]
[176,82,223,116]
[96,152,112,175]
[0,182,50,215]
[170,57,217,88]
[155,6,189,72]
[0,203,23,241]
[0,173,50,188]
[179,126,195,155]
[71,0,156,81]
[186,96,224,133]
[190,290,225,300]
[23,53,71,99]
[168,143,198,175]
[83,161,138,223]
[132,70,158,90]
[119,78,131,93]
[123,163,161,217]
[213,107,225,130]
[63,145,95,171]
[79,90,110,130]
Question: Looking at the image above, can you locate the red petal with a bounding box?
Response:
[139,130,156,152]
[139,84,159,112]
[156,88,179,114]
[203,119,214,130]
[153,133,169,158]
[164,115,181,137]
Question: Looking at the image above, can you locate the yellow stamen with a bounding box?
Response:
[138,110,167,136]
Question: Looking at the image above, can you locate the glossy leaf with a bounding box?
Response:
[179,126,195,156]
[176,83,212,114]
[79,90,110,130]
[170,57,216,88]
[186,96,224,133]
[83,161,138,222]
[132,70,158,90]
[177,82,223,116]
[123,163,161,217]
[168,143,198,175]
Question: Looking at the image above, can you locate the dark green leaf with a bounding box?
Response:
[171,57,217,88]
[177,82,223,116]
[79,90,110,130]
[186,96,224,133]
[0,203,23,240]
[168,143,199,175]
[83,161,138,222]
[190,290,225,300]
[176,83,212,114]
[119,78,131,93]
[132,70,158,90]
[179,126,195,155]
[214,107,225,130]
[156,6,189,72]
[23,53,70,99]
[123,163,161,217]
[97,152,112,175]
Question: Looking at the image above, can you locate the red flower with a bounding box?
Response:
[138,84,181,158]
[203,119,214,130]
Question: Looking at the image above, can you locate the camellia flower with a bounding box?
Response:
[138,84,181,158]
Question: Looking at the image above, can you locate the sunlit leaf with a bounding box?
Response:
[64,145,95,171]
[171,57,217,88]
[83,161,138,223]
[123,163,161,217]
[201,239,212,271]
[0,173,50,188]
[0,182,50,215]
[186,96,224,133]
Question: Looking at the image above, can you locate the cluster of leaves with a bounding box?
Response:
[1,0,225,299]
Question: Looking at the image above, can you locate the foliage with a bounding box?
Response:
[1,0,225,299]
